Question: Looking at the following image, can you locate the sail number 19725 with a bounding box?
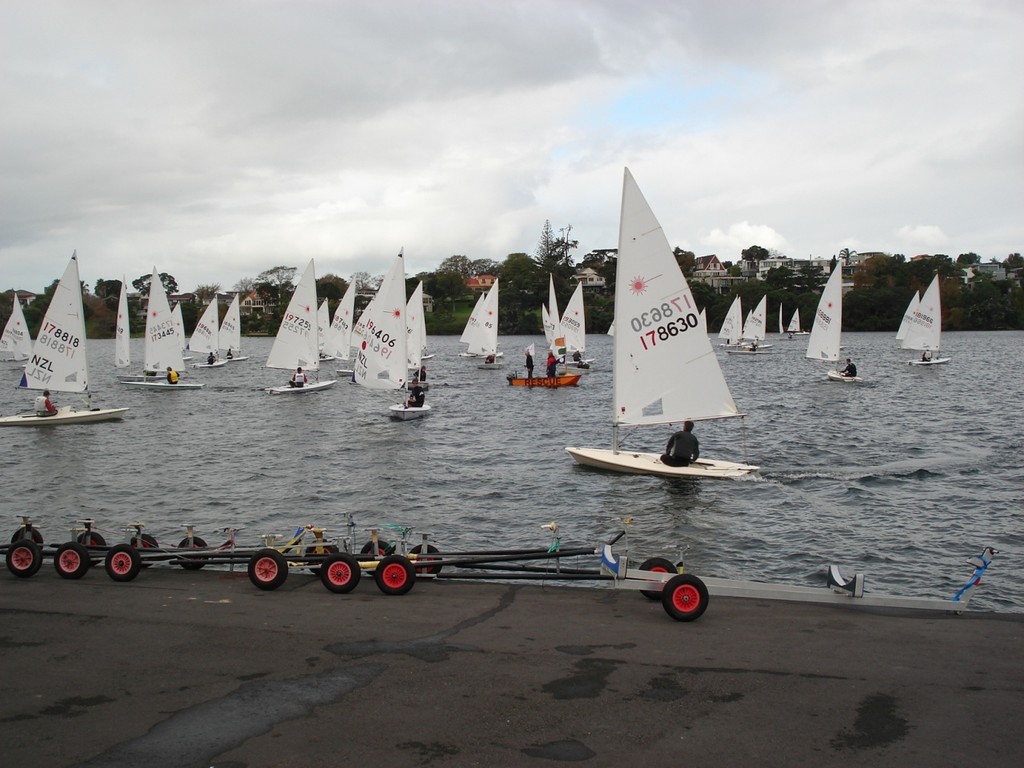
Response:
[630,297,699,350]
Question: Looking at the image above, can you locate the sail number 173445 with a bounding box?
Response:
[630,298,699,350]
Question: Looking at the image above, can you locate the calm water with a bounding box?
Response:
[2,330,1021,612]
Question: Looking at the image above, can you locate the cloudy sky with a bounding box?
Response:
[2,0,1021,294]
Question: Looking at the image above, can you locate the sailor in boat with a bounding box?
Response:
[226,348,234,360]
[484,354,496,364]
[750,341,758,352]
[839,358,857,377]
[921,351,932,362]
[545,351,557,378]
[34,389,58,417]
[419,364,427,381]
[406,378,425,408]
[289,366,307,388]
[660,421,699,467]
[207,351,216,366]
[166,366,179,384]
[525,350,534,380]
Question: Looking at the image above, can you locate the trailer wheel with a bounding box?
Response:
[320,553,361,593]
[176,536,208,570]
[409,543,442,575]
[54,542,91,579]
[130,533,159,549]
[638,557,677,600]
[77,531,107,547]
[305,544,339,575]
[248,549,288,591]
[105,544,142,582]
[5,539,42,578]
[360,539,397,557]
[11,526,44,545]
[661,574,709,622]
[374,555,415,596]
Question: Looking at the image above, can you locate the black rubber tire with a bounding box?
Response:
[11,526,44,545]
[54,542,91,579]
[104,544,142,582]
[320,553,361,594]
[409,543,443,575]
[130,533,159,549]
[248,548,288,591]
[360,539,396,557]
[373,554,416,596]
[638,557,677,600]
[304,544,339,575]
[5,539,42,578]
[661,574,710,622]
[77,531,107,547]
[177,536,208,570]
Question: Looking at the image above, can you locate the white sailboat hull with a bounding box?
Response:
[389,403,432,420]
[909,356,951,366]
[0,405,129,427]
[565,447,759,479]
[122,380,205,390]
[826,370,862,383]
[191,360,229,369]
[265,380,337,394]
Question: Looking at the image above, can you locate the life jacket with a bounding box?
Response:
[34,396,49,415]
[167,369,179,384]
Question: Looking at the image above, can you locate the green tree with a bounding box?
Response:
[499,252,542,333]
[436,255,473,277]
[132,272,178,296]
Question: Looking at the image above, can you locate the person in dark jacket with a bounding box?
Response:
[661,421,699,467]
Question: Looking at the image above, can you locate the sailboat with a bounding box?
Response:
[172,302,190,361]
[559,282,594,368]
[543,274,560,350]
[265,260,336,394]
[0,253,129,425]
[352,254,428,419]
[218,294,248,361]
[786,308,807,336]
[114,277,131,369]
[902,274,950,365]
[805,264,860,382]
[726,295,772,354]
[895,290,920,346]
[405,281,428,385]
[122,269,204,389]
[326,280,356,376]
[718,295,743,347]
[189,298,228,367]
[469,281,503,369]
[316,299,335,361]
[1,293,33,362]
[565,169,758,479]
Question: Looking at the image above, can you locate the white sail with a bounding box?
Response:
[543,274,560,346]
[322,280,356,360]
[18,253,91,393]
[115,277,131,368]
[464,280,499,356]
[189,298,220,356]
[144,269,185,373]
[805,265,843,364]
[267,260,320,371]
[611,173,739,428]
[560,282,587,356]
[353,253,408,390]
[787,308,802,334]
[218,294,243,357]
[171,302,186,355]
[459,292,486,347]
[718,296,742,345]
[778,304,784,335]
[405,281,426,370]
[317,299,330,353]
[896,291,920,343]
[901,275,942,352]
[1,293,33,361]
[742,296,768,343]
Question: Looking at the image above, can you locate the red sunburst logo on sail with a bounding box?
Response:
[392,308,402,319]
[629,276,648,295]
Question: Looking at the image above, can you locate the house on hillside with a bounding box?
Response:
[571,267,606,289]
[466,275,497,294]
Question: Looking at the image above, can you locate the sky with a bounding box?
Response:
[2,0,1022,294]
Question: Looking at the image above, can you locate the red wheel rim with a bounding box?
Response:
[327,561,352,586]
[381,563,407,588]
[11,545,34,571]
[59,550,81,572]
[671,583,702,613]
[255,557,279,583]
[110,552,133,575]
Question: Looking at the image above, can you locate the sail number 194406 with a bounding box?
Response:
[630,298,699,351]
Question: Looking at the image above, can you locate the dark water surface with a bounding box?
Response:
[2,330,1021,611]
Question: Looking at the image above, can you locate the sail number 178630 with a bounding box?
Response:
[629,298,699,350]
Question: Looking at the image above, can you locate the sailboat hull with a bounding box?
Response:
[565,447,759,479]
[908,357,951,366]
[826,371,863,383]
[0,406,129,427]
[265,380,337,394]
[389,403,431,420]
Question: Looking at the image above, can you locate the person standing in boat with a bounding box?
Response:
[545,350,557,378]
[525,348,534,380]
[406,378,425,408]
[289,366,307,388]
[840,358,857,377]
[34,390,58,417]
[166,366,179,384]
[661,421,699,467]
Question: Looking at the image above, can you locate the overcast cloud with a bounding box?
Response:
[2,0,1021,293]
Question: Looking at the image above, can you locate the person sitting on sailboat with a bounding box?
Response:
[34,390,58,417]
[921,351,932,362]
[289,366,307,388]
[840,358,857,377]
[166,366,179,384]
[207,351,216,366]
[661,421,700,467]
[226,348,233,360]
[406,378,425,408]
